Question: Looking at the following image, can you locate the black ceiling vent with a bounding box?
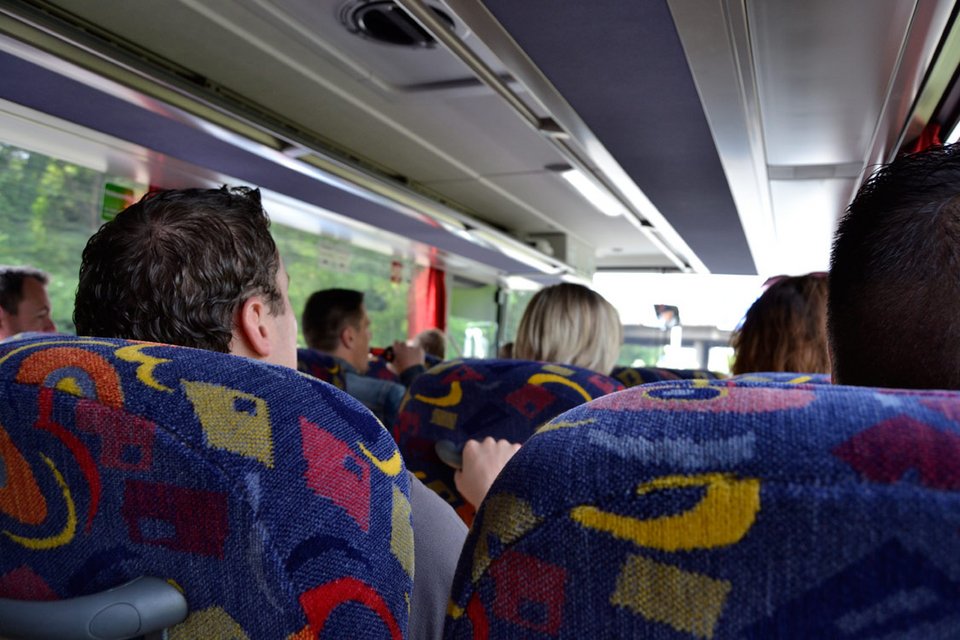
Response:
[342,1,455,48]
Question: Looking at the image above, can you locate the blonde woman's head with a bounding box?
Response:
[514,283,622,374]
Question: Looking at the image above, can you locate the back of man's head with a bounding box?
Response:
[0,266,48,315]
[302,288,364,352]
[74,186,283,352]
[829,144,960,389]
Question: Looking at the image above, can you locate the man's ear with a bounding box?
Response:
[339,322,355,351]
[236,295,272,359]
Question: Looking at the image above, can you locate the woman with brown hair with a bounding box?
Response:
[731,273,830,375]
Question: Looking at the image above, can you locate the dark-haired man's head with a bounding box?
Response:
[301,288,371,373]
[74,186,297,368]
[829,144,960,389]
[0,266,55,339]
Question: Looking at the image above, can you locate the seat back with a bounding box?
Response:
[611,365,725,387]
[1,335,413,638]
[297,347,347,390]
[366,353,442,384]
[366,356,400,383]
[446,378,960,638]
[730,371,833,385]
[395,359,621,523]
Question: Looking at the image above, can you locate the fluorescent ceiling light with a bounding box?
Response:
[556,167,625,217]
[947,120,960,145]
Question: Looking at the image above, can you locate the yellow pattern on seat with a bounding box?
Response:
[114,344,174,392]
[472,493,542,582]
[611,554,731,639]
[359,443,403,477]
[535,418,596,435]
[391,485,415,577]
[53,377,83,397]
[528,373,592,403]
[571,473,760,551]
[542,364,575,376]
[414,381,463,407]
[169,606,250,640]
[183,380,274,468]
[430,408,457,429]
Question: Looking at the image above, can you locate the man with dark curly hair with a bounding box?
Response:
[74,186,296,368]
[74,186,467,640]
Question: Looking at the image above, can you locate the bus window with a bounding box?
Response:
[708,346,735,374]
[497,288,536,354]
[447,279,498,358]
[270,225,418,348]
[617,344,665,368]
[0,141,144,334]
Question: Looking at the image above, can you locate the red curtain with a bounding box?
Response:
[408,266,446,338]
[906,122,942,154]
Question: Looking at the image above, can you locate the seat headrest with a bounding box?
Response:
[447,378,960,638]
[297,347,347,389]
[396,358,622,523]
[1,334,412,638]
[611,365,726,387]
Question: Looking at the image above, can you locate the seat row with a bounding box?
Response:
[1,335,955,638]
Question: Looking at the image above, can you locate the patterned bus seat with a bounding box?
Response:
[367,353,442,384]
[729,371,833,385]
[0,334,413,639]
[395,359,622,524]
[611,365,725,388]
[297,347,346,390]
[446,378,960,638]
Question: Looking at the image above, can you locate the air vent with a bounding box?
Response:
[342,1,455,48]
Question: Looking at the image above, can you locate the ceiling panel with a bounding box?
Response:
[750,1,918,167]
[35,0,667,271]
[479,0,756,274]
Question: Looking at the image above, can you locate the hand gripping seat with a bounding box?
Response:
[297,347,347,390]
[394,359,621,524]
[0,334,413,639]
[446,378,960,638]
[611,365,725,388]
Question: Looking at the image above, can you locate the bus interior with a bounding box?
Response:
[1,0,959,367]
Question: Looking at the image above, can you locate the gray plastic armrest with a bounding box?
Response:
[435,439,463,469]
[0,576,187,640]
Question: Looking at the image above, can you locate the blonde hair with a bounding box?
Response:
[514,283,623,374]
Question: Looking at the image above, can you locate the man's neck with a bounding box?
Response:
[328,346,366,374]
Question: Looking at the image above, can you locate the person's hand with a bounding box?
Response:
[455,437,521,508]
[392,340,425,372]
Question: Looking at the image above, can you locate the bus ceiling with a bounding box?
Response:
[0,0,958,281]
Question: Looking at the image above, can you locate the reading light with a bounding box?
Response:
[548,164,625,217]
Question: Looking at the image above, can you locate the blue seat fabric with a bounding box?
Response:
[611,365,725,388]
[0,334,413,639]
[446,378,960,638]
[395,359,621,524]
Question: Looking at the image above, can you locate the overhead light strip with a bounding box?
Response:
[393,0,691,272]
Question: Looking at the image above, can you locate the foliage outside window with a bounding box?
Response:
[0,142,141,334]
[271,226,414,348]
[0,141,413,346]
